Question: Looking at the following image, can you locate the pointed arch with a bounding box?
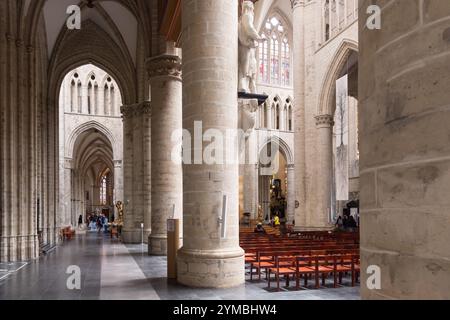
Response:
[259,136,294,165]
[318,39,358,116]
[66,121,118,160]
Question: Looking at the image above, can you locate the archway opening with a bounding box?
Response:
[57,64,124,232]
[257,140,293,225]
[331,49,359,225]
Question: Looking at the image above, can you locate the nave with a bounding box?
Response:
[0,233,358,300]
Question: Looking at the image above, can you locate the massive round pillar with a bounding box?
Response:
[177,0,244,288]
[147,55,183,255]
[314,114,333,228]
[121,103,151,243]
[291,0,307,227]
[360,0,450,299]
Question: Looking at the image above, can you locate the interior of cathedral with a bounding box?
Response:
[0,0,449,304]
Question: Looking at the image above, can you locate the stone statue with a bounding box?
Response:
[239,99,259,131]
[115,201,124,224]
[239,1,261,94]
[257,204,264,223]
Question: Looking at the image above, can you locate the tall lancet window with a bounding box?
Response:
[87,73,96,115]
[94,83,99,114]
[258,14,291,87]
[110,85,115,116]
[100,174,107,205]
[87,82,93,114]
[70,80,76,112]
[281,37,290,86]
[276,104,280,130]
[104,83,109,115]
[77,80,82,113]
[324,0,331,41]
[286,98,293,131]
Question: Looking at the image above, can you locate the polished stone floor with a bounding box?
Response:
[0,233,360,300]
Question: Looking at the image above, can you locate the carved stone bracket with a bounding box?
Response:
[238,98,259,131]
[146,54,182,81]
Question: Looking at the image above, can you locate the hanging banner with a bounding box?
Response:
[334,74,349,201]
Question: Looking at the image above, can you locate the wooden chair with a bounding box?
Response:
[62,227,75,240]
[110,225,119,239]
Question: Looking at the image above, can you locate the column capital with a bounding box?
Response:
[121,101,151,119]
[315,114,334,128]
[146,54,182,81]
[113,160,123,168]
[64,158,73,169]
[291,0,305,9]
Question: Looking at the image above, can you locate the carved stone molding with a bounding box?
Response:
[146,54,182,81]
[315,114,334,127]
[121,101,151,119]
[290,0,304,9]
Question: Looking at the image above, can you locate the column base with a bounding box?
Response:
[148,234,167,256]
[121,228,150,244]
[177,247,245,288]
[0,235,39,262]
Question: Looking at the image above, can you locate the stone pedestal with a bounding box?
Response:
[177,0,244,288]
[147,54,183,255]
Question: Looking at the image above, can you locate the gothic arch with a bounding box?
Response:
[24,0,150,54]
[318,39,358,116]
[256,3,293,38]
[259,135,294,165]
[66,121,118,160]
[48,19,136,107]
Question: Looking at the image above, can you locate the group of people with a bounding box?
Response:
[253,213,281,234]
[86,214,109,233]
[335,212,358,231]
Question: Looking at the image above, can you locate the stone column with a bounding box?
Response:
[113,160,123,204]
[360,0,450,299]
[146,55,183,255]
[286,164,295,224]
[243,163,257,219]
[314,114,333,228]
[291,0,307,227]
[177,0,244,288]
[63,158,73,226]
[121,102,151,243]
[121,106,135,241]
[239,99,258,220]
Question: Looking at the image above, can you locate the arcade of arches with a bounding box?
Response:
[0,0,449,300]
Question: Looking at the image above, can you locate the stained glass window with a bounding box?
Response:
[258,15,291,87]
